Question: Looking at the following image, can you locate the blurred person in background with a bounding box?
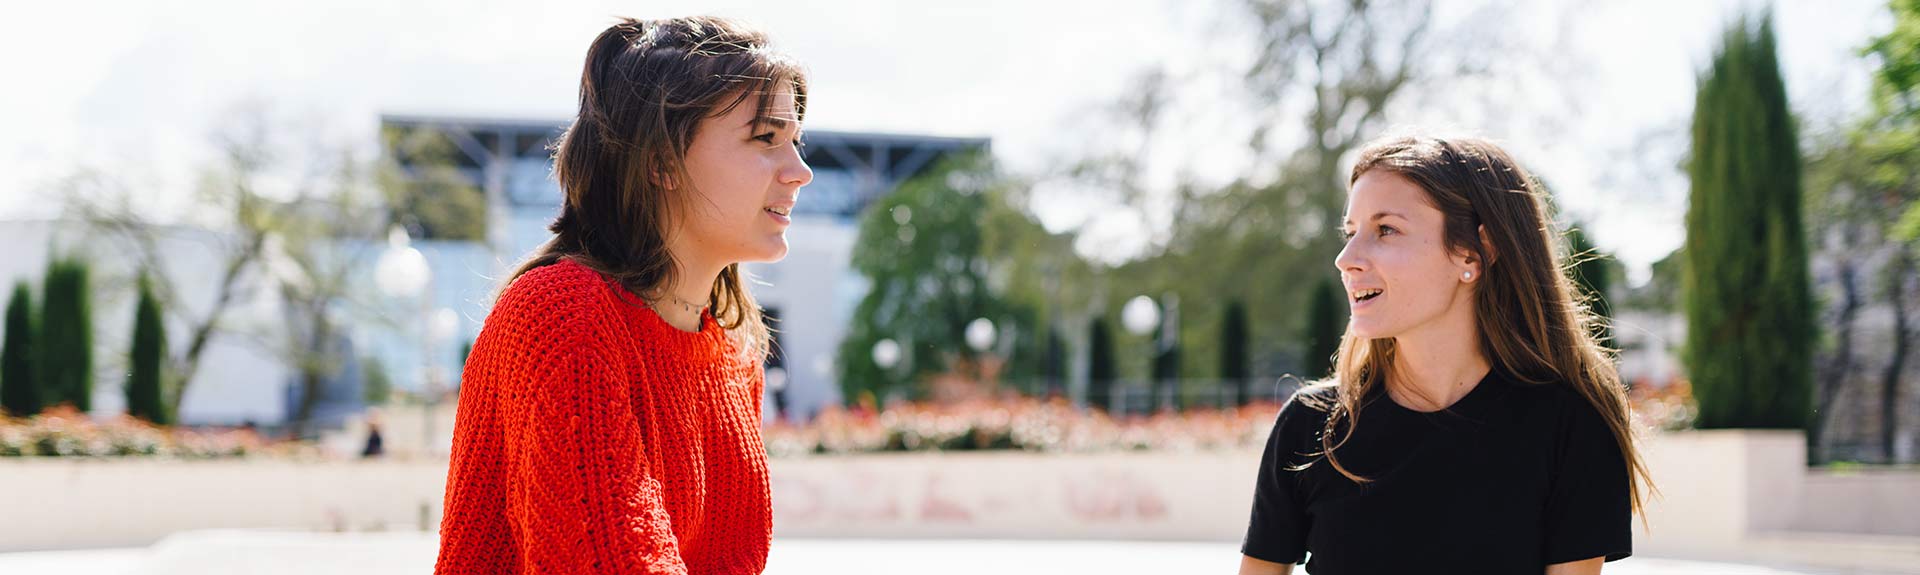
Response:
[360,408,384,458]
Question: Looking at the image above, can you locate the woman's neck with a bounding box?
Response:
[1386,311,1490,412]
[653,251,726,333]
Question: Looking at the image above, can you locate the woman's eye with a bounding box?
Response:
[753,133,777,144]
[1378,225,1397,236]
[1341,229,1357,240]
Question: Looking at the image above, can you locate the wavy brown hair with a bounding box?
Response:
[506,16,806,355]
[1302,135,1654,519]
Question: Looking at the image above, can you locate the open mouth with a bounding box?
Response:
[765,206,791,217]
[1350,288,1383,303]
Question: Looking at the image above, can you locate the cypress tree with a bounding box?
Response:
[1303,276,1344,380]
[1,282,39,417]
[126,274,168,424]
[1684,13,1812,429]
[1220,300,1251,405]
[1041,329,1067,396]
[1088,317,1116,410]
[40,257,94,412]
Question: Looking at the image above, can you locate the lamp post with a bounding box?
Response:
[965,317,996,396]
[1121,295,1158,413]
[870,338,903,412]
[375,226,435,455]
[1041,260,1061,401]
[872,338,902,371]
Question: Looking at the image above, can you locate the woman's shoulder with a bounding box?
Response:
[487,259,622,341]
[1285,382,1340,411]
[1256,382,1340,462]
[1272,381,1340,429]
[500,257,607,302]
[1497,374,1620,434]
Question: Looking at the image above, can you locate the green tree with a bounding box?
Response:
[362,355,393,406]
[1621,248,1686,313]
[1820,0,1920,462]
[837,154,1044,403]
[125,274,168,424]
[1054,1,1456,386]
[66,106,442,424]
[1040,329,1067,396]
[1866,0,1920,131]
[1088,316,1117,410]
[1303,276,1344,381]
[379,126,488,241]
[39,256,94,412]
[273,168,397,440]
[1,282,39,417]
[1683,13,1813,430]
[1220,299,1251,405]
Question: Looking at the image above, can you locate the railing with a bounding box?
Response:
[994,378,1307,417]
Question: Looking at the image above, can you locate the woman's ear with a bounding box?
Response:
[648,152,680,190]
[1459,225,1496,282]
[1475,224,1497,267]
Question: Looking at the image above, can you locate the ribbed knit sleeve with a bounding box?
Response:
[503,322,688,574]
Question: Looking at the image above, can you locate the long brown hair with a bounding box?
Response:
[507,16,806,355]
[1305,135,1654,518]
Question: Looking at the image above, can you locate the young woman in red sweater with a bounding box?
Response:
[434,16,811,575]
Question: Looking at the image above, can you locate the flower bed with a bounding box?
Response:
[0,407,312,458]
[1628,379,1698,431]
[766,380,1698,457]
[763,398,1283,457]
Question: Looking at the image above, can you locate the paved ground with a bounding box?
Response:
[0,531,1909,575]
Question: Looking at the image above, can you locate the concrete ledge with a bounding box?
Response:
[2,429,1914,573]
[16,532,1898,575]
[0,459,449,551]
[769,451,1255,541]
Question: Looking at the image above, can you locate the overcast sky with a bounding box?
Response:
[0,0,1889,284]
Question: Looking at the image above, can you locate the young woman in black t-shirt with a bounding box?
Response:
[1238,136,1654,575]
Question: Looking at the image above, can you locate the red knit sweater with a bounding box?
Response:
[435,259,771,575]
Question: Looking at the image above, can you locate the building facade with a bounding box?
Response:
[380,115,989,422]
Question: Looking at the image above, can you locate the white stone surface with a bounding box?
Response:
[3,431,1917,572]
[0,532,1907,575]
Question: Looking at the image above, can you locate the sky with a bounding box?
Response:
[0,0,1891,285]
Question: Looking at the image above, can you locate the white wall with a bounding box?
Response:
[0,219,292,424]
[1614,309,1683,388]
[0,458,448,552]
[2,430,1916,570]
[745,215,862,422]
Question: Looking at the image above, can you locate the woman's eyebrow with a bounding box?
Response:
[748,116,795,131]
[1343,211,1409,226]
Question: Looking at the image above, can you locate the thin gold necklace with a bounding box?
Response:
[649,293,708,316]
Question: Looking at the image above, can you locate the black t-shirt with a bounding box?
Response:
[1242,368,1632,574]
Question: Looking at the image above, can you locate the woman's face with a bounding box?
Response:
[1334,170,1479,340]
[674,82,813,266]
